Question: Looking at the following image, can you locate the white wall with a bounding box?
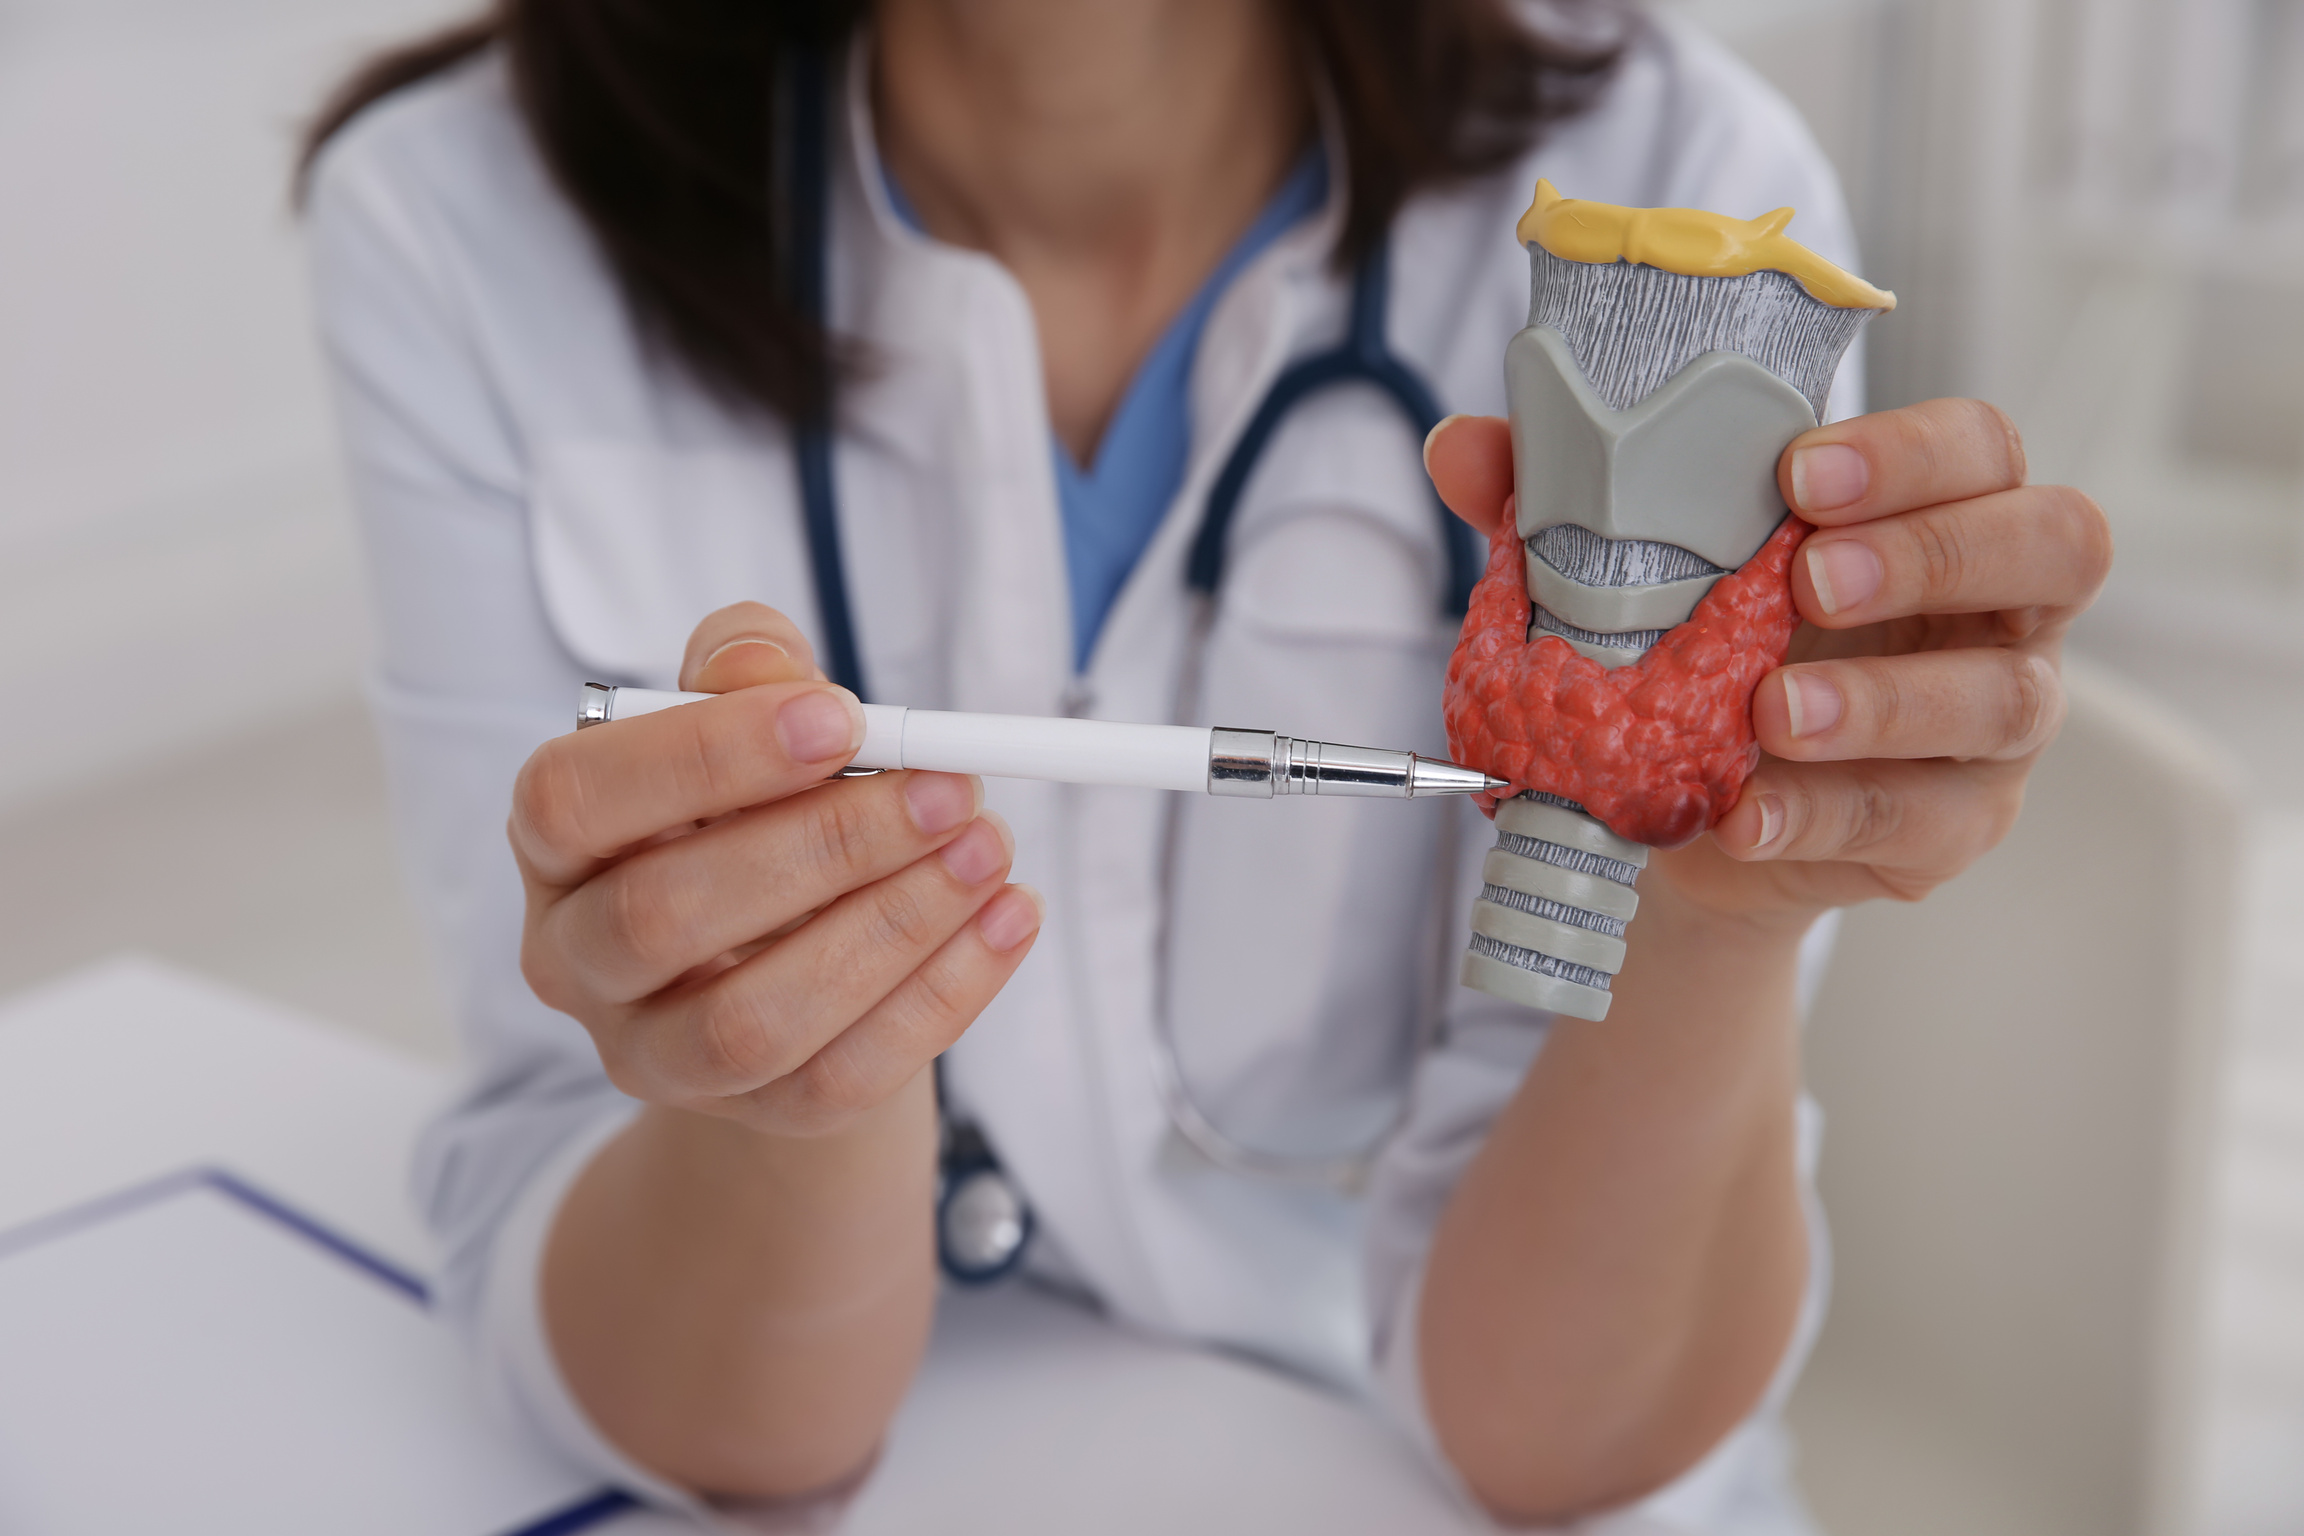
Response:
[0,0,464,811]
[1683,0,2304,595]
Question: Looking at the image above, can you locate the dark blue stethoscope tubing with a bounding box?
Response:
[791,50,872,702]
[1187,238,1483,616]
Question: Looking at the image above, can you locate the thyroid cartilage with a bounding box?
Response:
[1452,182,1892,1021]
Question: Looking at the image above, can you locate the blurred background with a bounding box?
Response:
[0,0,2297,1532]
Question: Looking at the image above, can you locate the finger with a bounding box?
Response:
[1791,483,2113,627]
[1424,414,1514,538]
[737,884,1045,1135]
[611,813,1017,1102]
[544,770,984,1004]
[1755,649,2066,765]
[511,681,865,888]
[680,602,820,691]
[1780,398,2028,526]
[1712,755,2026,891]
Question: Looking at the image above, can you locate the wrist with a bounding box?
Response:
[1651,865,1817,941]
[1643,835,1834,941]
[638,1069,939,1189]
[1617,871,1815,1006]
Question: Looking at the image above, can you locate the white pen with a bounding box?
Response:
[578,683,1506,799]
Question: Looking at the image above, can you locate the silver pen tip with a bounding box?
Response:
[1407,756,1506,798]
[1484,774,1511,793]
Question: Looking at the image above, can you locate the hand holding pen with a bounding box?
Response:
[512,602,1045,1146]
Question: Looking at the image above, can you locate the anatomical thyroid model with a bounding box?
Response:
[1445,181,1894,1021]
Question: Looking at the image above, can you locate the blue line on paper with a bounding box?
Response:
[496,1488,642,1536]
[205,1167,429,1304]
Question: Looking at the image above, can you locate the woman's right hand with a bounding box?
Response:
[509,602,1044,1137]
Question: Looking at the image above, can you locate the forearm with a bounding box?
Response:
[1419,880,1811,1523]
[541,1068,941,1499]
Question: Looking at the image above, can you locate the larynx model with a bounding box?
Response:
[1445,181,1894,1021]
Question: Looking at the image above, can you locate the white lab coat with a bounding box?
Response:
[309,16,1855,1532]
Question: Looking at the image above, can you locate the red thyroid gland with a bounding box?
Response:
[1443,514,1808,849]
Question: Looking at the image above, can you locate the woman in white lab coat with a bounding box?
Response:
[301,1,2107,1528]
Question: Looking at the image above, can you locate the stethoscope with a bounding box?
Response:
[786,53,1477,1284]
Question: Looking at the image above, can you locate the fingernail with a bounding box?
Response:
[978,885,1045,953]
[1805,541,1883,616]
[904,772,977,835]
[774,688,863,762]
[1423,413,1467,472]
[1790,443,1868,512]
[1753,794,1785,851]
[940,819,1006,886]
[703,636,790,670]
[1783,671,1844,738]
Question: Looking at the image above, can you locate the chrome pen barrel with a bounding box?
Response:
[1206,729,1497,799]
[1207,728,1285,796]
[1278,737,1412,796]
[1211,730,1406,796]
[576,681,616,729]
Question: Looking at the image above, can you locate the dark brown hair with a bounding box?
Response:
[301,2,1627,423]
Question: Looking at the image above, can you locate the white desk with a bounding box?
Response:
[0,959,1588,1535]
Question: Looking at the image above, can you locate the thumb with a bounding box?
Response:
[679,601,818,693]
[1423,414,1515,540]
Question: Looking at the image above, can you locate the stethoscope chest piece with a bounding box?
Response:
[937,1121,1034,1285]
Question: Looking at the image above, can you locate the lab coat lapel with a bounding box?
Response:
[1048,169,1356,1342]
[834,54,1172,1319]
[830,58,1069,716]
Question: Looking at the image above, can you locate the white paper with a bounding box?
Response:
[0,1175,614,1536]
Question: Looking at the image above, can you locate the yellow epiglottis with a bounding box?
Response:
[1516,179,1895,311]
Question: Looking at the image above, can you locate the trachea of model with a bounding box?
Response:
[1464,235,1878,1021]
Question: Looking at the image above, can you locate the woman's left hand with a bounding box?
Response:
[1428,399,2113,925]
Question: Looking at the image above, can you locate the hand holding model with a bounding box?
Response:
[1427,342,2109,952]
[1437,184,2109,1020]
[513,602,1045,1138]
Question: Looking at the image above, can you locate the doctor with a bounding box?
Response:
[303,0,2108,1528]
